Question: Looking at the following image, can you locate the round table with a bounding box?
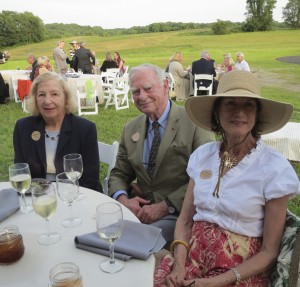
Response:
[0,182,155,287]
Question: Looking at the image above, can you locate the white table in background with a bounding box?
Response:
[0,70,30,100]
[67,74,105,104]
[0,182,155,287]
[262,122,300,162]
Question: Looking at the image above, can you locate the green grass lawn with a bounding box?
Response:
[1,29,300,215]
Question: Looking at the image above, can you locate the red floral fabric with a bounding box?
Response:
[154,221,268,287]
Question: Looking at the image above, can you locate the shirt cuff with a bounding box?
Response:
[112,190,128,200]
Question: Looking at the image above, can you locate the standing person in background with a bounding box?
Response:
[114,51,125,75]
[235,52,250,71]
[69,40,78,70]
[100,52,118,73]
[53,41,68,80]
[73,41,95,74]
[108,64,214,243]
[26,53,38,82]
[168,52,191,101]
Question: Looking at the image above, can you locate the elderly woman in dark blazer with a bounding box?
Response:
[13,72,102,192]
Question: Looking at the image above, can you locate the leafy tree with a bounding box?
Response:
[212,20,234,34]
[244,0,276,31]
[283,0,300,28]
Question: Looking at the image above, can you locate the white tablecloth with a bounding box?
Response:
[0,70,30,100]
[0,182,155,287]
[262,122,300,161]
[67,74,104,104]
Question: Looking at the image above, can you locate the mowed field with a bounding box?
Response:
[1,29,300,214]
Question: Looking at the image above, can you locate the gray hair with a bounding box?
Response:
[27,72,77,116]
[37,56,49,66]
[27,53,36,61]
[128,63,166,87]
[236,52,244,57]
[201,50,208,58]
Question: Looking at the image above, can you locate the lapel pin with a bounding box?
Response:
[132,132,140,142]
[200,170,212,179]
[31,131,41,141]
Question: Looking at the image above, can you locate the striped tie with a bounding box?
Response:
[147,121,161,179]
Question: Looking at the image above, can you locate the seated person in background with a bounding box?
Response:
[114,51,126,75]
[26,53,38,82]
[13,72,102,192]
[0,73,9,104]
[33,56,53,80]
[100,52,118,73]
[154,70,300,287]
[108,64,215,243]
[221,53,236,72]
[235,51,250,71]
[192,50,218,94]
[168,52,192,101]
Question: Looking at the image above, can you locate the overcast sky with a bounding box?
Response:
[1,0,288,29]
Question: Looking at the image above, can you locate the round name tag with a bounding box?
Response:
[31,131,41,141]
[200,169,212,179]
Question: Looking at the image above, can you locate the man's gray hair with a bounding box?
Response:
[201,50,208,58]
[128,63,166,87]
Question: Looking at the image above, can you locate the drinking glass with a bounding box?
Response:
[56,172,82,228]
[63,153,85,200]
[96,202,124,273]
[31,181,60,245]
[9,163,33,214]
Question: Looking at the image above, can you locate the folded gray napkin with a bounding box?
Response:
[0,188,20,222]
[75,219,166,261]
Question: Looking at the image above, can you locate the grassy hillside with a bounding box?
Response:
[1,29,300,215]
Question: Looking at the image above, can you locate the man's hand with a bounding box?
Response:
[117,194,150,216]
[137,201,169,224]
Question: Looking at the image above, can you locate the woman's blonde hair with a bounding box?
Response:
[26,72,77,116]
[37,56,50,66]
[171,52,182,62]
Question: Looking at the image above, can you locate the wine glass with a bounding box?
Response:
[56,172,82,228]
[31,181,60,245]
[96,202,124,273]
[63,153,85,200]
[9,163,33,214]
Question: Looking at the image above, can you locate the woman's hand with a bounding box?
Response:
[164,269,186,287]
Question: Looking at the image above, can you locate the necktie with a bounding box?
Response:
[147,121,161,179]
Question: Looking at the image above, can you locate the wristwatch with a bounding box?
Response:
[165,198,176,215]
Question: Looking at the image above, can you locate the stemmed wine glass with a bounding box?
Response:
[31,180,60,245]
[96,202,124,273]
[56,172,82,228]
[9,163,33,214]
[63,153,85,200]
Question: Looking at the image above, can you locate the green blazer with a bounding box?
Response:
[108,102,215,212]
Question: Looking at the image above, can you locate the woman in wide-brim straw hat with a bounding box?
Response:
[154,70,300,287]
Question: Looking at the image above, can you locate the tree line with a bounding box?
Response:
[0,0,299,49]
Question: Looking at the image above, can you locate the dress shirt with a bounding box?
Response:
[235,60,250,72]
[112,100,171,200]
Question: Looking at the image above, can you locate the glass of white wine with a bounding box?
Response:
[63,153,85,200]
[56,172,82,228]
[31,181,60,245]
[96,202,124,273]
[9,163,32,214]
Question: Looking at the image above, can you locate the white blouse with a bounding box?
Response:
[187,139,300,237]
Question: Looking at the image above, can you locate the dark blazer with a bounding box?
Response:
[192,58,218,93]
[100,60,118,72]
[73,47,95,74]
[13,114,102,192]
[30,60,38,82]
[108,102,215,212]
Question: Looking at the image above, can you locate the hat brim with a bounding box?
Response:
[185,92,293,135]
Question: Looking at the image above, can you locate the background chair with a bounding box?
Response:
[193,74,213,96]
[98,141,119,195]
[76,79,98,115]
[104,76,130,110]
[11,74,30,103]
[165,72,175,98]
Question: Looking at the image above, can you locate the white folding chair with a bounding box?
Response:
[165,72,175,97]
[98,141,119,195]
[104,76,130,110]
[11,74,30,103]
[105,68,120,84]
[193,74,214,96]
[76,79,98,115]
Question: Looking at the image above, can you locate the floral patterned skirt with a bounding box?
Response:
[154,221,269,287]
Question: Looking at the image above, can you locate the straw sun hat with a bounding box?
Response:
[185,70,293,135]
